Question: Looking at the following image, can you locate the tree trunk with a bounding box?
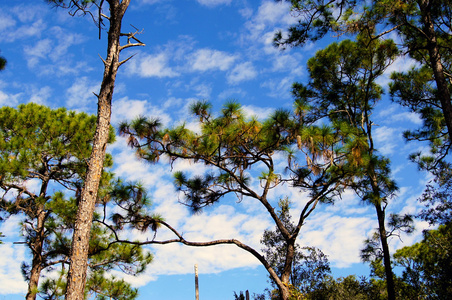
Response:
[65,1,130,299]
[420,0,452,143]
[277,241,295,300]
[26,259,43,300]
[375,204,396,300]
[25,205,46,300]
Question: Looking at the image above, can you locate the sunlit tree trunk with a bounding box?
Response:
[65,1,130,299]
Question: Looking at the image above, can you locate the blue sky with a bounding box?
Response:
[0,0,432,299]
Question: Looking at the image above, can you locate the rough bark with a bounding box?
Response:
[419,0,452,143]
[25,204,46,300]
[65,1,131,299]
[26,168,50,300]
[279,241,295,300]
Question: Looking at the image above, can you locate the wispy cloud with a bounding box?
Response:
[374,125,401,155]
[242,0,293,48]
[189,49,237,72]
[0,89,21,107]
[126,52,179,78]
[227,62,258,84]
[196,0,232,7]
[65,77,100,112]
[0,217,28,295]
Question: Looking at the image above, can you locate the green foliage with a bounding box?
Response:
[260,199,331,296]
[0,103,151,299]
[39,269,139,300]
[291,33,406,300]
[87,271,139,300]
[121,101,357,213]
[233,291,247,300]
[292,35,400,202]
[274,0,358,48]
[314,275,387,300]
[393,224,452,299]
[390,65,450,165]
[121,100,365,298]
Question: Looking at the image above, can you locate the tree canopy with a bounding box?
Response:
[0,103,152,300]
[119,99,369,300]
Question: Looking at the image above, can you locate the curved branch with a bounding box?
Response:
[110,219,285,290]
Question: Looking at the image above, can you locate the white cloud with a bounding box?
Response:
[218,87,247,101]
[126,52,179,78]
[272,53,303,75]
[65,76,100,111]
[373,125,400,155]
[29,86,52,105]
[243,1,293,45]
[299,213,375,268]
[2,19,46,43]
[242,104,273,120]
[196,0,232,7]
[254,1,293,27]
[378,104,422,126]
[189,49,237,72]
[48,27,85,61]
[22,27,86,75]
[111,97,172,127]
[129,203,272,281]
[391,111,422,125]
[0,90,20,107]
[227,62,258,84]
[0,243,27,294]
[376,54,419,87]
[0,12,16,32]
[24,38,52,68]
[261,76,293,99]
[185,78,212,99]
[0,217,28,295]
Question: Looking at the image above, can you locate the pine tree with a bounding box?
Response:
[45,1,145,298]
[290,34,414,299]
[119,101,362,300]
[276,0,452,143]
[0,103,152,300]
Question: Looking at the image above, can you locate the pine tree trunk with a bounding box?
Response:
[26,261,43,300]
[25,205,46,300]
[65,1,130,299]
[375,204,396,300]
[278,241,295,300]
[420,0,452,143]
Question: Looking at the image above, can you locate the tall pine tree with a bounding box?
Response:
[290,34,412,299]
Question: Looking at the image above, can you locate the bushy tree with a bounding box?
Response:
[0,103,152,300]
[393,223,452,299]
